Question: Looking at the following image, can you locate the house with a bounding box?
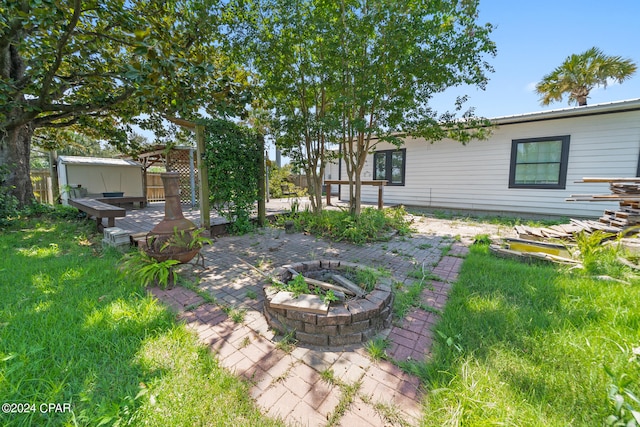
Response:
[339,98,640,218]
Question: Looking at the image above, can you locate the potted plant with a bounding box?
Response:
[142,172,211,263]
[120,250,181,289]
[143,226,211,264]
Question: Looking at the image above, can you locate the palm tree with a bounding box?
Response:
[535,47,637,106]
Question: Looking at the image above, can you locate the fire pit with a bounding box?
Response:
[261,260,394,347]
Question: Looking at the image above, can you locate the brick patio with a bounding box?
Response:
[116,203,469,426]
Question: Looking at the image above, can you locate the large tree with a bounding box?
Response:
[231,0,340,214]
[535,47,637,107]
[232,0,495,215]
[0,0,249,208]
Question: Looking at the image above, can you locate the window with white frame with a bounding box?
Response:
[373,149,406,186]
[509,136,570,189]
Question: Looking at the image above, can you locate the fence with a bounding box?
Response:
[146,173,165,202]
[31,170,54,204]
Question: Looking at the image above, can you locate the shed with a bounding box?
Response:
[58,156,144,204]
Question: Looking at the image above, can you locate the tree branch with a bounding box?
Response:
[39,0,82,106]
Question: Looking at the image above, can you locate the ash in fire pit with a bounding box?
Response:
[261,260,394,347]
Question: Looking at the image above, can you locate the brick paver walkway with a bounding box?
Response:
[116,207,469,426]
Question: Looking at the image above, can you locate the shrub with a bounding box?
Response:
[284,206,413,244]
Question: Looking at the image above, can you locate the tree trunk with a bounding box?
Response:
[354,172,362,216]
[0,123,35,208]
[310,173,323,215]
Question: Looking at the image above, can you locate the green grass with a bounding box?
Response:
[404,244,640,426]
[0,216,282,426]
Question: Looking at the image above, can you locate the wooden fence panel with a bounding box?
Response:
[31,170,53,204]
[146,173,165,202]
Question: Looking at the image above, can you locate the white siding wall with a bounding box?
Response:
[339,110,640,218]
[66,165,144,197]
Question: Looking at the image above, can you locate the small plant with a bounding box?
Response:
[223,306,246,323]
[320,368,337,384]
[287,274,310,297]
[239,336,251,349]
[275,330,298,353]
[573,230,625,276]
[120,250,180,289]
[365,337,390,361]
[290,198,300,215]
[440,243,453,257]
[245,289,258,300]
[604,365,640,426]
[161,227,212,252]
[436,330,463,353]
[322,289,339,304]
[255,256,270,269]
[352,266,388,292]
[473,234,492,246]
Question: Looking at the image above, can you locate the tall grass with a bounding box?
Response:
[286,206,412,244]
[0,216,281,426]
[406,244,640,426]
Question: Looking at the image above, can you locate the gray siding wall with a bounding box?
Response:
[339,110,640,218]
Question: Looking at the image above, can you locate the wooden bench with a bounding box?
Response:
[95,196,147,208]
[69,198,126,229]
[324,180,388,209]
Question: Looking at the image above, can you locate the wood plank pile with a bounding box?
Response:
[514,177,640,241]
[514,219,622,241]
[566,177,640,205]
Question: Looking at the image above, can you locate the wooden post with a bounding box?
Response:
[49,150,60,204]
[378,185,384,210]
[257,135,266,227]
[163,116,211,231]
[326,183,332,206]
[195,124,210,231]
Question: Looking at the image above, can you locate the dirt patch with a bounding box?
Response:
[407,214,516,244]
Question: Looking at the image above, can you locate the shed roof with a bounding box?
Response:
[58,156,142,167]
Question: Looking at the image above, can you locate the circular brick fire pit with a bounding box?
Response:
[261,260,394,347]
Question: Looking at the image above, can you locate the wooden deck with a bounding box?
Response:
[110,197,390,238]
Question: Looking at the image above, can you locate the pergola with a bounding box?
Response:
[130,117,266,230]
[132,144,199,206]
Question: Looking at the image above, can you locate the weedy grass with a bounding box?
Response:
[0,216,282,426]
[283,206,413,244]
[405,244,640,426]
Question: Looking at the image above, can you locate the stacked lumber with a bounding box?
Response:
[515,219,624,241]
[501,177,640,263]
[599,209,640,229]
[566,177,640,205]
[559,177,640,236]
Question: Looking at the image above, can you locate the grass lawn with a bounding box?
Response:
[0,216,283,427]
[408,244,640,426]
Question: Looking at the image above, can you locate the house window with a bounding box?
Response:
[509,136,570,189]
[373,149,406,186]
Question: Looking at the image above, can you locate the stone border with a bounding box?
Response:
[262,259,394,347]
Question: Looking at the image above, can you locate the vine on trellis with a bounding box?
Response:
[201,119,261,234]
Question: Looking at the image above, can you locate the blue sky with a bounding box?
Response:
[431,0,640,118]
